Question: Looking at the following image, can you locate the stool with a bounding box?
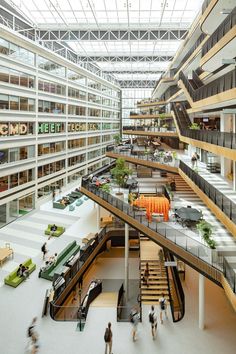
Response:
[76,199,83,206]
[84,196,89,201]
[69,205,75,211]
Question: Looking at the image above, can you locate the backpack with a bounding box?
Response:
[149,312,154,324]
[160,299,165,310]
[104,328,110,343]
[27,325,34,337]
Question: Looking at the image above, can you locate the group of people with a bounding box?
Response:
[60,197,70,206]
[40,242,58,274]
[104,298,168,353]
[17,264,30,280]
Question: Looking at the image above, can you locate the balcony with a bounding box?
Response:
[81,165,236,295]
[179,69,236,110]
[171,102,236,161]
[201,0,235,35]
[201,7,236,72]
[122,126,178,138]
[105,146,179,174]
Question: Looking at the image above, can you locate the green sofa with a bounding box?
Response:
[53,201,66,209]
[69,191,83,199]
[4,258,36,287]
[53,196,75,209]
[40,241,80,281]
[44,225,65,237]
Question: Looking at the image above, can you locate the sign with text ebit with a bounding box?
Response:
[164,261,177,267]
[38,122,63,134]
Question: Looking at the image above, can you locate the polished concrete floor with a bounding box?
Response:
[0,186,236,354]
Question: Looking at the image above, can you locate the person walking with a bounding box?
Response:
[27,317,39,353]
[104,322,113,354]
[130,307,140,342]
[41,242,48,261]
[149,305,158,339]
[143,262,150,287]
[191,153,197,169]
[159,293,168,324]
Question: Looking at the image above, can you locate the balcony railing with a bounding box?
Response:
[106,147,179,169]
[202,0,212,14]
[202,7,236,57]
[172,33,207,75]
[172,102,236,150]
[179,69,236,102]
[81,165,236,293]
[123,126,177,133]
[179,160,236,225]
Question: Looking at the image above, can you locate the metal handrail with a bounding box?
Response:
[172,102,236,150]
[179,69,236,102]
[81,165,236,293]
[179,160,236,225]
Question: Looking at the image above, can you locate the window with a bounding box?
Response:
[68,69,86,85]
[38,56,65,77]
[38,79,66,95]
[0,94,9,110]
[10,96,19,110]
[0,38,35,66]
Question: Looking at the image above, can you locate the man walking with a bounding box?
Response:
[104,322,113,354]
[41,242,48,260]
[130,307,140,342]
[159,293,168,324]
[149,305,158,339]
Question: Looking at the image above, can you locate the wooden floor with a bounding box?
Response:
[90,292,118,307]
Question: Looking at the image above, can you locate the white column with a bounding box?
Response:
[124,223,129,301]
[130,135,133,144]
[199,273,205,330]
[96,204,101,232]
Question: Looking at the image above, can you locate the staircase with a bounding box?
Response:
[140,238,170,304]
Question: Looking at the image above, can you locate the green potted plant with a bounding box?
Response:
[111,158,133,196]
[189,122,200,130]
[100,183,111,194]
[161,123,168,132]
[196,220,216,249]
[113,133,122,146]
[172,151,177,160]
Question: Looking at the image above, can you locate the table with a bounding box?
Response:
[0,248,14,267]
[125,178,138,189]
[132,195,170,221]
[176,207,202,222]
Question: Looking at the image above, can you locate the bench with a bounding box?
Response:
[44,225,65,237]
[4,258,36,287]
[40,241,80,281]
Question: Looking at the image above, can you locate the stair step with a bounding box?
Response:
[141,285,168,290]
[141,296,170,301]
[141,291,169,296]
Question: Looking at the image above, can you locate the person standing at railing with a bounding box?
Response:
[191,153,197,169]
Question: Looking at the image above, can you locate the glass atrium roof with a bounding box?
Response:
[10,0,204,82]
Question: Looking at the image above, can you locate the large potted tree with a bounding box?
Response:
[113,133,122,146]
[111,158,132,198]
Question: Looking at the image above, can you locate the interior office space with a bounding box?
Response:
[0,1,236,354]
